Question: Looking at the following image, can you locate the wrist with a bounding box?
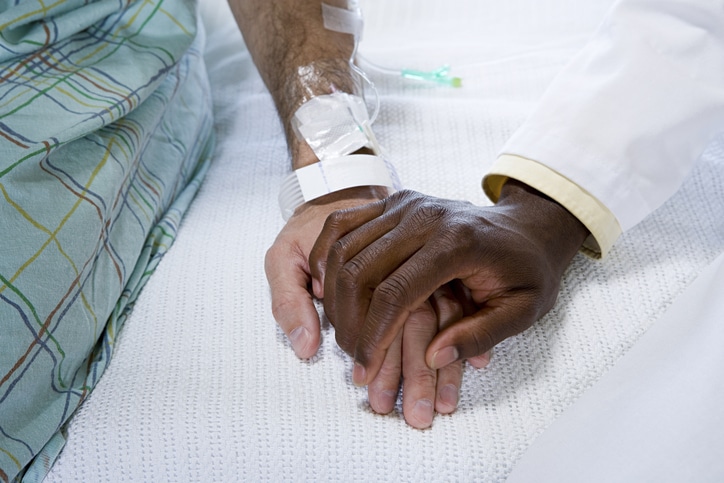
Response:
[292,145,375,171]
[497,179,589,262]
[292,185,389,219]
[279,91,400,220]
[291,141,320,170]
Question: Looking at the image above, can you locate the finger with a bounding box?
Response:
[430,285,464,414]
[467,350,493,369]
[430,283,465,327]
[447,279,477,317]
[264,244,321,359]
[331,215,430,357]
[309,200,386,298]
[435,360,464,414]
[426,296,539,369]
[353,243,463,385]
[367,330,402,415]
[321,202,408,330]
[401,300,438,429]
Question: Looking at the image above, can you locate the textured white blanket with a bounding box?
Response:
[46,0,724,481]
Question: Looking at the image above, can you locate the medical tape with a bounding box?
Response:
[281,94,399,220]
[321,3,381,123]
[322,3,363,38]
[278,154,399,221]
[292,92,374,160]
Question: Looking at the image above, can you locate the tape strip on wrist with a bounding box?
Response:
[292,92,376,160]
[280,92,400,220]
[279,154,399,221]
[322,3,363,38]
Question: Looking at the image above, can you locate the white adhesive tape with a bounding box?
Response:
[282,92,398,220]
[322,3,363,38]
[293,92,374,160]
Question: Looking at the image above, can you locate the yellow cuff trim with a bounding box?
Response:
[483,155,622,258]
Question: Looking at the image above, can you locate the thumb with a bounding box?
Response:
[426,301,538,369]
[265,244,321,359]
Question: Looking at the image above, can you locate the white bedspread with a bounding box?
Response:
[508,251,724,482]
[46,0,724,481]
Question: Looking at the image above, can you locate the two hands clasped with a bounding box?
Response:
[265,181,588,429]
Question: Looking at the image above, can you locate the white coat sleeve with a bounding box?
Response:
[496,0,724,233]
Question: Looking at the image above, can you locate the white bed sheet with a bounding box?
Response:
[45,0,724,481]
[508,251,724,482]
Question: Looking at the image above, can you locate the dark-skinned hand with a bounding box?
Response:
[309,180,589,386]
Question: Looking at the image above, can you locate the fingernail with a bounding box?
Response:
[289,326,311,358]
[412,399,434,428]
[468,350,493,369]
[352,362,366,386]
[376,389,397,414]
[480,351,492,368]
[439,384,459,411]
[431,346,459,369]
[311,278,323,298]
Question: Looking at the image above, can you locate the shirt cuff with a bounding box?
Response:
[483,154,622,258]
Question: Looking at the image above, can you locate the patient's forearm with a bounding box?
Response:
[228,0,358,169]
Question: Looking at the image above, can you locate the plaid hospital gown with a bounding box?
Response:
[0,0,214,480]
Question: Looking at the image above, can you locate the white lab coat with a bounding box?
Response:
[501,0,724,232]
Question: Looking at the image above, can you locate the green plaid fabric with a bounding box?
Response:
[0,1,213,481]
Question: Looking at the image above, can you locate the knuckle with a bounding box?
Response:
[375,359,402,382]
[390,191,446,220]
[324,208,348,231]
[373,276,410,311]
[407,301,436,324]
[336,261,364,295]
[417,198,447,216]
[404,365,437,388]
[341,255,367,280]
[326,239,354,275]
[409,200,448,229]
[390,189,421,204]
